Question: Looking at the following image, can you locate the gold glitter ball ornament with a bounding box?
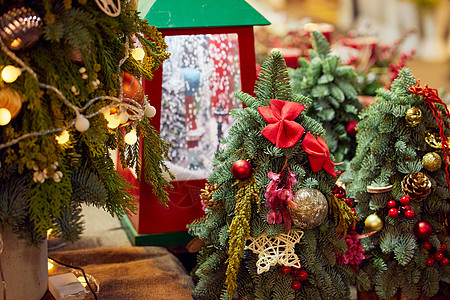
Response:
[287,188,328,229]
[422,152,442,172]
[364,213,383,232]
[405,107,423,127]
[425,130,443,149]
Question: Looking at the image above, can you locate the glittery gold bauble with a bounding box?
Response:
[364,214,383,232]
[405,107,423,127]
[287,189,328,229]
[425,130,443,149]
[422,152,442,172]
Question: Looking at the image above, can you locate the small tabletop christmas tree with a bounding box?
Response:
[344,68,450,299]
[290,31,364,171]
[0,0,172,244]
[188,52,367,300]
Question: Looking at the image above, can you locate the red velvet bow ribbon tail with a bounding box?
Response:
[301,132,336,177]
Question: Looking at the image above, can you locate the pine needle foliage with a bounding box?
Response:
[0,0,171,244]
[344,68,450,298]
[189,52,366,299]
[290,31,364,170]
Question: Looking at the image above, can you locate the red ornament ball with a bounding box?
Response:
[440,243,447,252]
[440,257,449,266]
[387,200,397,209]
[414,221,433,240]
[434,252,444,261]
[423,242,432,250]
[400,195,410,205]
[388,208,399,219]
[404,205,411,211]
[297,270,308,281]
[404,209,415,220]
[291,280,302,290]
[231,159,252,179]
[281,266,291,275]
[346,121,358,136]
[426,257,435,267]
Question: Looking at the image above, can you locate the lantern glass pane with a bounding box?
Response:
[160,33,241,180]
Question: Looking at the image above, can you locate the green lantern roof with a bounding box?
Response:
[138,0,270,29]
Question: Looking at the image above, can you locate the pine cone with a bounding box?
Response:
[401,172,431,202]
[200,183,222,210]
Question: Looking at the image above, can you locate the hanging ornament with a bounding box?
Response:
[424,130,443,149]
[422,152,442,172]
[288,189,328,229]
[231,159,252,179]
[0,6,43,51]
[405,107,423,127]
[413,221,433,239]
[0,87,22,125]
[364,214,383,231]
[346,121,358,136]
[95,0,121,17]
[401,172,431,202]
[122,71,144,102]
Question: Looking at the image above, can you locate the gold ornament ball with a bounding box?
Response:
[365,214,383,232]
[422,152,442,172]
[287,188,328,229]
[405,107,423,127]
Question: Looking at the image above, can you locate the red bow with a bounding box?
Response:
[257,99,306,148]
[301,132,336,177]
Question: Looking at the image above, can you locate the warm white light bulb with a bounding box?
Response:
[0,108,11,125]
[144,104,156,118]
[124,129,138,145]
[55,130,70,144]
[48,262,54,270]
[75,114,90,132]
[77,276,88,288]
[118,112,129,124]
[106,113,121,129]
[1,65,22,83]
[131,47,145,60]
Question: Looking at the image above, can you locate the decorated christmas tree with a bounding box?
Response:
[0,0,172,244]
[343,68,450,298]
[188,52,368,299]
[290,31,364,171]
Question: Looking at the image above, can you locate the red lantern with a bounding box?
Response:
[414,221,433,240]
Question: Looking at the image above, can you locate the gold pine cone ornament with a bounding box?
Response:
[401,172,431,202]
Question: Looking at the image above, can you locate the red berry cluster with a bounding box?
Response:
[423,241,449,267]
[333,185,357,216]
[280,266,308,290]
[387,196,415,220]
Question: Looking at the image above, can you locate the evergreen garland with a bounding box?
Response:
[0,0,172,244]
[290,31,364,170]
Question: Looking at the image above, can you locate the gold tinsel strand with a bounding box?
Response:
[225,176,259,300]
[200,183,221,210]
[329,194,360,235]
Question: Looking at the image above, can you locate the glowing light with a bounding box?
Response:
[131,47,145,60]
[124,129,137,145]
[144,104,156,118]
[77,276,88,288]
[48,262,54,270]
[0,108,11,125]
[1,65,22,83]
[75,114,90,132]
[55,130,69,144]
[118,112,129,124]
[106,113,121,129]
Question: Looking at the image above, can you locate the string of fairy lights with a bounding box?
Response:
[0,36,157,151]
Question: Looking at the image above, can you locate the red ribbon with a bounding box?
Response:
[257,99,306,148]
[408,81,450,190]
[301,132,336,177]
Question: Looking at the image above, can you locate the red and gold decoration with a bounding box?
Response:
[0,6,43,51]
[422,152,442,172]
[364,214,383,232]
[301,132,336,177]
[280,264,309,291]
[401,172,431,202]
[231,159,252,180]
[199,183,221,211]
[0,87,22,126]
[425,130,443,149]
[330,185,359,234]
[257,99,306,148]
[413,221,433,240]
[409,81,450,190]
[404,107,423,127]
[288,188,328,229]
[122,71,144,102]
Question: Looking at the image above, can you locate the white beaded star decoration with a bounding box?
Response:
[245,230,304,274]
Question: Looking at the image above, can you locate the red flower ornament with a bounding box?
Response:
[301,132,336,177]
[257,99,306,148]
